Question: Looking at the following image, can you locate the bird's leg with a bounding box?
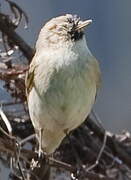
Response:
[38,128,43,158]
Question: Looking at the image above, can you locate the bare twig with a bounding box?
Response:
[49,158,76,173]
[86,131,107,171]
[86,117,131,168]
[5,0,29,28]
[0,13,34,61]
[0,107,12,135]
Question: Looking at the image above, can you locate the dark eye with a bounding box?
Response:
[57,24,67,31]
[67,17,73,24]
[62,24,68,30]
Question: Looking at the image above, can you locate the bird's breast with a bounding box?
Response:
[37,58,96,131]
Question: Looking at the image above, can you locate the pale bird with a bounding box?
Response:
[25,14,101,155]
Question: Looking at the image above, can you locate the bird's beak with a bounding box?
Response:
[76,19,92,30]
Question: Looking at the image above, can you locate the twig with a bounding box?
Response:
[0,13,34,61]
[0,65,28,80]
[0,107,12,135]
[92,110,104,129]
[5,0,29,28]
[17,161,26,180]
[86,117,131,168]
[86,131,107,171]
[19,134,36,146]
[0,101,23,106]
[49,158,76,173]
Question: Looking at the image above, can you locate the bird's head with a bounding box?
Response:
[36,14,92,50]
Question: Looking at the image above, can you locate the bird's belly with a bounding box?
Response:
[62,84,96,131]
[28,73,96,133]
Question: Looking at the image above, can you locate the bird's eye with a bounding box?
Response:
[57,25,67,32]
[61,24,68,31]
[62,24,67,29]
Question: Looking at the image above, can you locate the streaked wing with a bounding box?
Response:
[25,60,36,97]
[91,56,101,90]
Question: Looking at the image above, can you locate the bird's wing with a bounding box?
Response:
[25,58,37,97]
[91,56,101,91]
[87,55,101,103]
[25,53,56,98]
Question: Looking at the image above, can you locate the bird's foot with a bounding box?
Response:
[38,148,44,159]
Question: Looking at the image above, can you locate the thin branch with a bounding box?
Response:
[86,117,131,168]
[86,131,107,171]
[49,158,76,173]
[0,107,12,135]
[5,0,29,28]
[0,13,34,61]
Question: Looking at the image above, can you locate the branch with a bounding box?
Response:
[0,13,34,61]
[86,117,131,168]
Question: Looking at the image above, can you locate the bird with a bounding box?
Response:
[25,14,101,155]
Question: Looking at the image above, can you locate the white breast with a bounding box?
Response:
[28,38,97,154]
